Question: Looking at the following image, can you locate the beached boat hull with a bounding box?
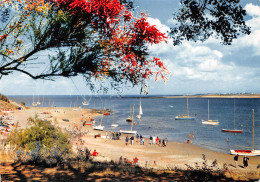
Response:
[202,120,219,125]
[93,125,104,131]
[119,129,137,134]
[230,150,260,156]
[175,116,196,120]
[221,129,243,133]
[82,102,88,106]
[111,124,118,128]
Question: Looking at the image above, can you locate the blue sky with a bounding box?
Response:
[0,1,260,95]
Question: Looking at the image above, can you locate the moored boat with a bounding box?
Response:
[221,99,243,133]
[202,100,219,125]
[119,129,137,134]
[202,120,219,125]
[175,96,196,120]
[221,129,243,133]
[230,109,259,156]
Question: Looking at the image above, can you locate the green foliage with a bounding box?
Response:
[0,93,9,103]
[7,116,71,153]
[184,154,225,181]
[20,101,26,106]
[171,0,250,45]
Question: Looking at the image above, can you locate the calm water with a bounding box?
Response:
[8,95,260,154]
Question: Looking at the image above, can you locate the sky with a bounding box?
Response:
[0,0,260,96]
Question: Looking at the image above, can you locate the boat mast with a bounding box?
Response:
[113,105,114,124]
[234,99,236,129]
[252,109,254,151]
[187,96,189,117]
[130,104,131,119]
[131,105,134,131]
[208,99,209,121]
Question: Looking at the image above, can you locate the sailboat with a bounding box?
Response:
[202,99,219,125]
[222,99,243,133]
[32,94,37,106]
[230,109,260,156]
[73,96,82,111]
[82,96,88,106]
[136,97,143,119]
[126,104,133,122]
[111,105,118,128]
[93,106,105,131]
[120,105,137,134]
[36,95,41,105]
[175,96,196,120]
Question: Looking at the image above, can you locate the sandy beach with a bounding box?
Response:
[1,105,260,181]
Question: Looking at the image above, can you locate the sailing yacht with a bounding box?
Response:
[136,97,143,119]
[202,99,219,125]
[111,105,118,128]
[36,95,41,105]
[32,94,37,106]
[222,99,243,133]
[120,105,137,134]
[175,96,196,120]
[93,107,105,131]
[126,104,133,122]
[230,109,260,156]
[82,96,88,106]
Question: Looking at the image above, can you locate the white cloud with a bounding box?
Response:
[245,3,260,17]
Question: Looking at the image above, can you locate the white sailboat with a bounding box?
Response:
[175,96,196,120]
[136,97,143,119]
[37,95,41,105]
[126,104,133,122]
[222,99,243,133]
[73,96,82,111]
[202,99,219,125]
[82,96,88,106]
[93,107,105,131]
[230,109,260,156]
[111,105,118,128]
[120,105,137,134]
[32,94,37,106]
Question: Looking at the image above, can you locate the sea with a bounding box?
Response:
[8,95,260,154]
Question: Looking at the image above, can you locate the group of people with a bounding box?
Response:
[234,155,249,168]
[119,156,139,165]
[149,136,168,147]
[125,134,145,145]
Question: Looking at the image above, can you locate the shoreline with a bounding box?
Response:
[1,106,260,180]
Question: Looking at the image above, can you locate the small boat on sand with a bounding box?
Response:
[230,109,260,156]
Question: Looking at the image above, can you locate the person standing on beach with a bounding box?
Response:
[136,134,139,143]
[243,156,249,168]
[130,136,134,145]
[149,136,153,144]
[125,136,129,145]
[156,136,159,145]
[234,154,238,167]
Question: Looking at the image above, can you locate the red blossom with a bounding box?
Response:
[52,0,169,83]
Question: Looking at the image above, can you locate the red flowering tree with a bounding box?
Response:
[0,0,168,92]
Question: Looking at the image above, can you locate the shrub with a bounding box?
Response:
[20,101,26,106]
[7,115,72,166]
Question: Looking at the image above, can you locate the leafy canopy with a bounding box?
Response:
[0,0,168,92]
[170,0,250,45]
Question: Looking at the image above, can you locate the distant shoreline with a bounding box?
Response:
[140,94,260,99]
